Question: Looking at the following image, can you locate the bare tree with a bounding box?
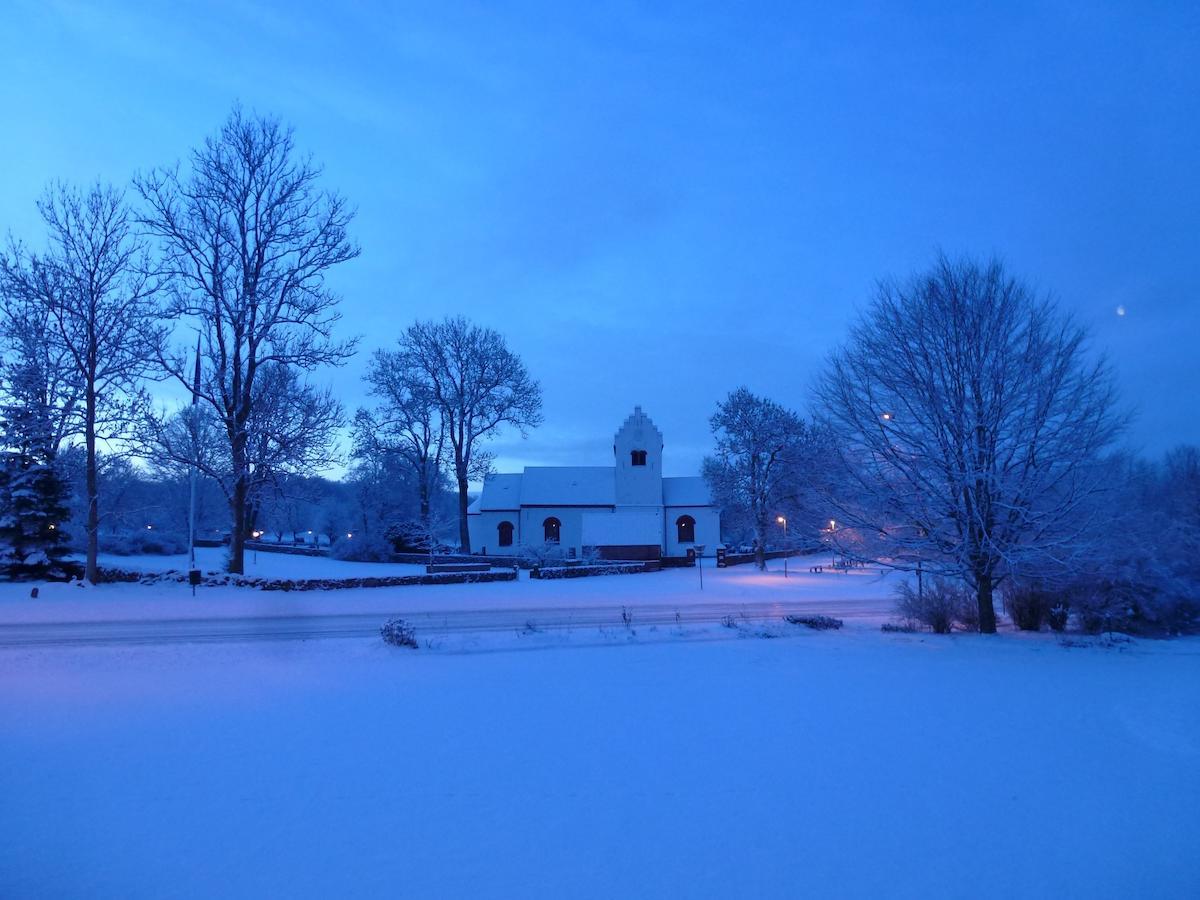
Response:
[1,182,161,582]
[396,317,542,552]
[702,387,815,570]
[136,108,358,573]
[0,284,80,457]
[817,253,1124,633]
[356,347,448,526]
[141,362,343,545]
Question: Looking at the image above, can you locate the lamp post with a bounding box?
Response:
[776,515,788,578]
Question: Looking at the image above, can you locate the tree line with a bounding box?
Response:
[1,106,1195,635]
[704,254,1197,635]
[0,107,541,580]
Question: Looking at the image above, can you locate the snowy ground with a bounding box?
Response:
[95,545,430,579]
[2,625,1198,898]
[0,553,899,627]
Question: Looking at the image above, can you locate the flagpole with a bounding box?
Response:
[188,334,201,596]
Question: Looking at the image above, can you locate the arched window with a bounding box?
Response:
[631,449,647,466]
[497,521,514,547]
[676,515,696,544]
[543,517,561,543]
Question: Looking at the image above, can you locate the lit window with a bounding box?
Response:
[676,515,696,543]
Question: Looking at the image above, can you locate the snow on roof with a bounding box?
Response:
[467,496,482,515]
[581,509,662,546]
[662,476,712,507]
[478,473,524,510]
[520,467,615,506]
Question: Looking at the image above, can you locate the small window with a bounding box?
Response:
[631,450,647,466]
[676,515,696,543]
[498,521,514,547]
[543,517,561,543]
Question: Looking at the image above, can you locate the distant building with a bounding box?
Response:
[467,407,721,558]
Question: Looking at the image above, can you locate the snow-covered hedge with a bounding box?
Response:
[784,614,843,630]
[529,562,660,579]
[93,566,518,590]
[101,530,189,557]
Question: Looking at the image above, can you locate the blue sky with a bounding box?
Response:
[3,0,1197,478]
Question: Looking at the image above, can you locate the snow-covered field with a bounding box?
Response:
[1,625,1198,898]
[1,559,1197,897]
[0,553,898,626]
[95,545,430,579]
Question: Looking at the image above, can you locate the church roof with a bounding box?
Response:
[519,466,615,506]
[477,473,524,510]
[662,476,712,507]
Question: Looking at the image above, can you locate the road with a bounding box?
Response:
[0,596,894,648]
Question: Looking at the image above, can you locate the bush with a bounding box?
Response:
[881,622,918,633]
[1066,575,1199,636]
[784,614,843,630]
[100,530,188,556]
[519,542,570,567]
[1046,597,1070,632]
[332,533,394,562]
[894,577,976,634]
[380,618,418,648]
[1002,582,1050,631]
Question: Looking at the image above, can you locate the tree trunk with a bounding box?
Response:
[977,572,997,634]
[418,471,431,526]
[228,477,247,574]
[456,471,471,553]
[754,521,766,571]
[84,383,99,584]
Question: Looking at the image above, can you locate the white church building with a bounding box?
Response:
[467,407,721,559]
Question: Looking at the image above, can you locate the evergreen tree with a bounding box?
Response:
[0,363,74,580]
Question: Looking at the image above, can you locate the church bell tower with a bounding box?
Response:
[613,406,664,507]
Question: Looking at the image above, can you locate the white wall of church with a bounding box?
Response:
[469,510,521,555]
[519,507,593,556]
[663,507,722,557]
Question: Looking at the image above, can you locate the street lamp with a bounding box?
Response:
[776,516,788,577]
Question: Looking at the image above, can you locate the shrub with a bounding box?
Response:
[1001,582,1051,632]
[100,530,188,556]
[332,533,394,562]
[380,618,418,648]
[894,576,975,634]
[1046,598,1070,632]
[1066,575,1199,636]
[519,542,570,567]
[784,614,843,630]
[881,622,918,634]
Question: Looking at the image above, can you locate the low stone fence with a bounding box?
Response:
[529,561,661,579]
[95,566,518,591]
[716,547,816,568]
[245,541,327,557]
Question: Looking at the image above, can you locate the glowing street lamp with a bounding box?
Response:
[776,516,788,577]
